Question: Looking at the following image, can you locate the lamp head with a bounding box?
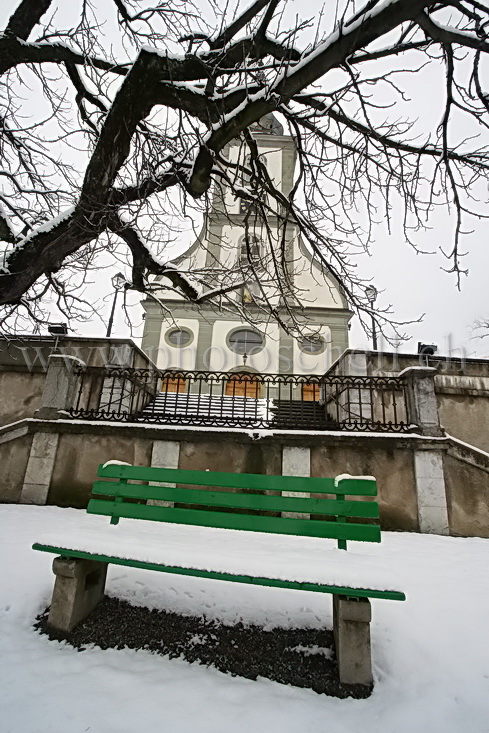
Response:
[365,285,378,304]
[111,272,126,290]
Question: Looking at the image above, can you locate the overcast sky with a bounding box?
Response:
[1,0,488,360]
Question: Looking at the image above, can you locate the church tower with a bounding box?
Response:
[141,115,352,376]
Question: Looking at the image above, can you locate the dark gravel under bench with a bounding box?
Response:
[35,595,372,699]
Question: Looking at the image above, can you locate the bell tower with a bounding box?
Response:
[141,115,352,374]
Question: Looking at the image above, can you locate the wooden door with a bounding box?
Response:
[161,375,186,393]
[301,382,320,401]
[225,373,261,398]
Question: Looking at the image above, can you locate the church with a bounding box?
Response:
[141,114,352,386]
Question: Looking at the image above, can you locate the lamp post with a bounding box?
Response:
[106,272,126,338]
[365,285,378,351]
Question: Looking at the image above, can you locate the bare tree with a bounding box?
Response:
[0,0,488,337]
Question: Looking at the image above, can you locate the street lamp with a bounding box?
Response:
[106,272,126,338]
[365,284,378,351]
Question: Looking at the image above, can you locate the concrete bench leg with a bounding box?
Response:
[48,556,108,633]
[333,595,372,686]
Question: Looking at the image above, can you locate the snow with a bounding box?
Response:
[102,460,132,468]
[334,474,376,488]
[398,366,437,377]
[50,417,436,441]
[34,512,403,592]
[141,45,186,61]
[289,644,334,659]
[446,434,489,461]
[13,207,76,249]
[422,12,483,42]
[2,505,489,732]
[1,506,489,731]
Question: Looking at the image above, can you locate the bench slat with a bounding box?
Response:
[91,481,379,518]
[87,499,381,542]
[97,465,377,496]
[32,543,405,601]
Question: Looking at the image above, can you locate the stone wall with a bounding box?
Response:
[0,371,45,427]
[1,416,487,537]
[437,385,489,454]
[0,425,33,502]
[0,336,156,428]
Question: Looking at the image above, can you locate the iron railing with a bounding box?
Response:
[69,367,411,433]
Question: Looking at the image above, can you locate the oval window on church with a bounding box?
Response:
[228,329,264,354]
[166,328,192,347]
[299,335,325,354]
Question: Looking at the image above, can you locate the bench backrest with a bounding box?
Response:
[90,464,380,550]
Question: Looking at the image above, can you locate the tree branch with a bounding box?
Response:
[417,11,489,52]
[4,0,52,40]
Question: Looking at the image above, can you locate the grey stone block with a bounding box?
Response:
[21,432,59,505]
[333,595,372,686]
[402,366,444,437]
[36,354,85,420]
[281,445,311,519]
[147,439,180,507]
[48,556,108,632]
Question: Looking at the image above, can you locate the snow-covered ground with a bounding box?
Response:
[1,505,489,733]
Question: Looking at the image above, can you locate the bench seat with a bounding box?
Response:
[33,515,405,601]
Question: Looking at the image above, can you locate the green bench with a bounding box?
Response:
[33,464,406,686]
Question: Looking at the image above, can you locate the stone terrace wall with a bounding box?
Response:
[1,417,488,537]
[328,350,489,453]
[0,336,156,428]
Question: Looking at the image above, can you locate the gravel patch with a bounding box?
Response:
[35,596,372,699]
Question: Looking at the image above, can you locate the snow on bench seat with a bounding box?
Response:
[35,513,403,594]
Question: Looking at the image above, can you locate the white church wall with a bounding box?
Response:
[292,240,345,309]
[157,318,200,370]
[208,320,280,373]
[225,144,282,214]
[292,325,332,374]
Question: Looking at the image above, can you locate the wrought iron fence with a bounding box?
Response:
[69,367,411,433]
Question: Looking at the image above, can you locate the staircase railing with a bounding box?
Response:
[68,367,411,433]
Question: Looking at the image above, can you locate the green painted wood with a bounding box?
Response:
[335,489,348,550]
[110,478,128,526]
[32,544,406,601]
[334,478,377,495]
[97,464,378,496]
[86,499,382,542]
[91,481,379,518]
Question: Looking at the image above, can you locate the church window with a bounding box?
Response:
[299,335,325,354]
[239,236,260,263]
[241,154,252,187]
[166,328,192,347]
[228,329,264,354]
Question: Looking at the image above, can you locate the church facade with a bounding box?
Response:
[141,115,352,379]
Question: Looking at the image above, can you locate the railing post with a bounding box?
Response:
[401,367,443,436]
[36,354,86,420]
[401,367,448,535]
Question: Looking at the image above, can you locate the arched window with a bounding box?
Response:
[166,328,192,347]
[228,329,264,354]
[239,236,260,264]
[299,335,325,354]
[241,154,252,186]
